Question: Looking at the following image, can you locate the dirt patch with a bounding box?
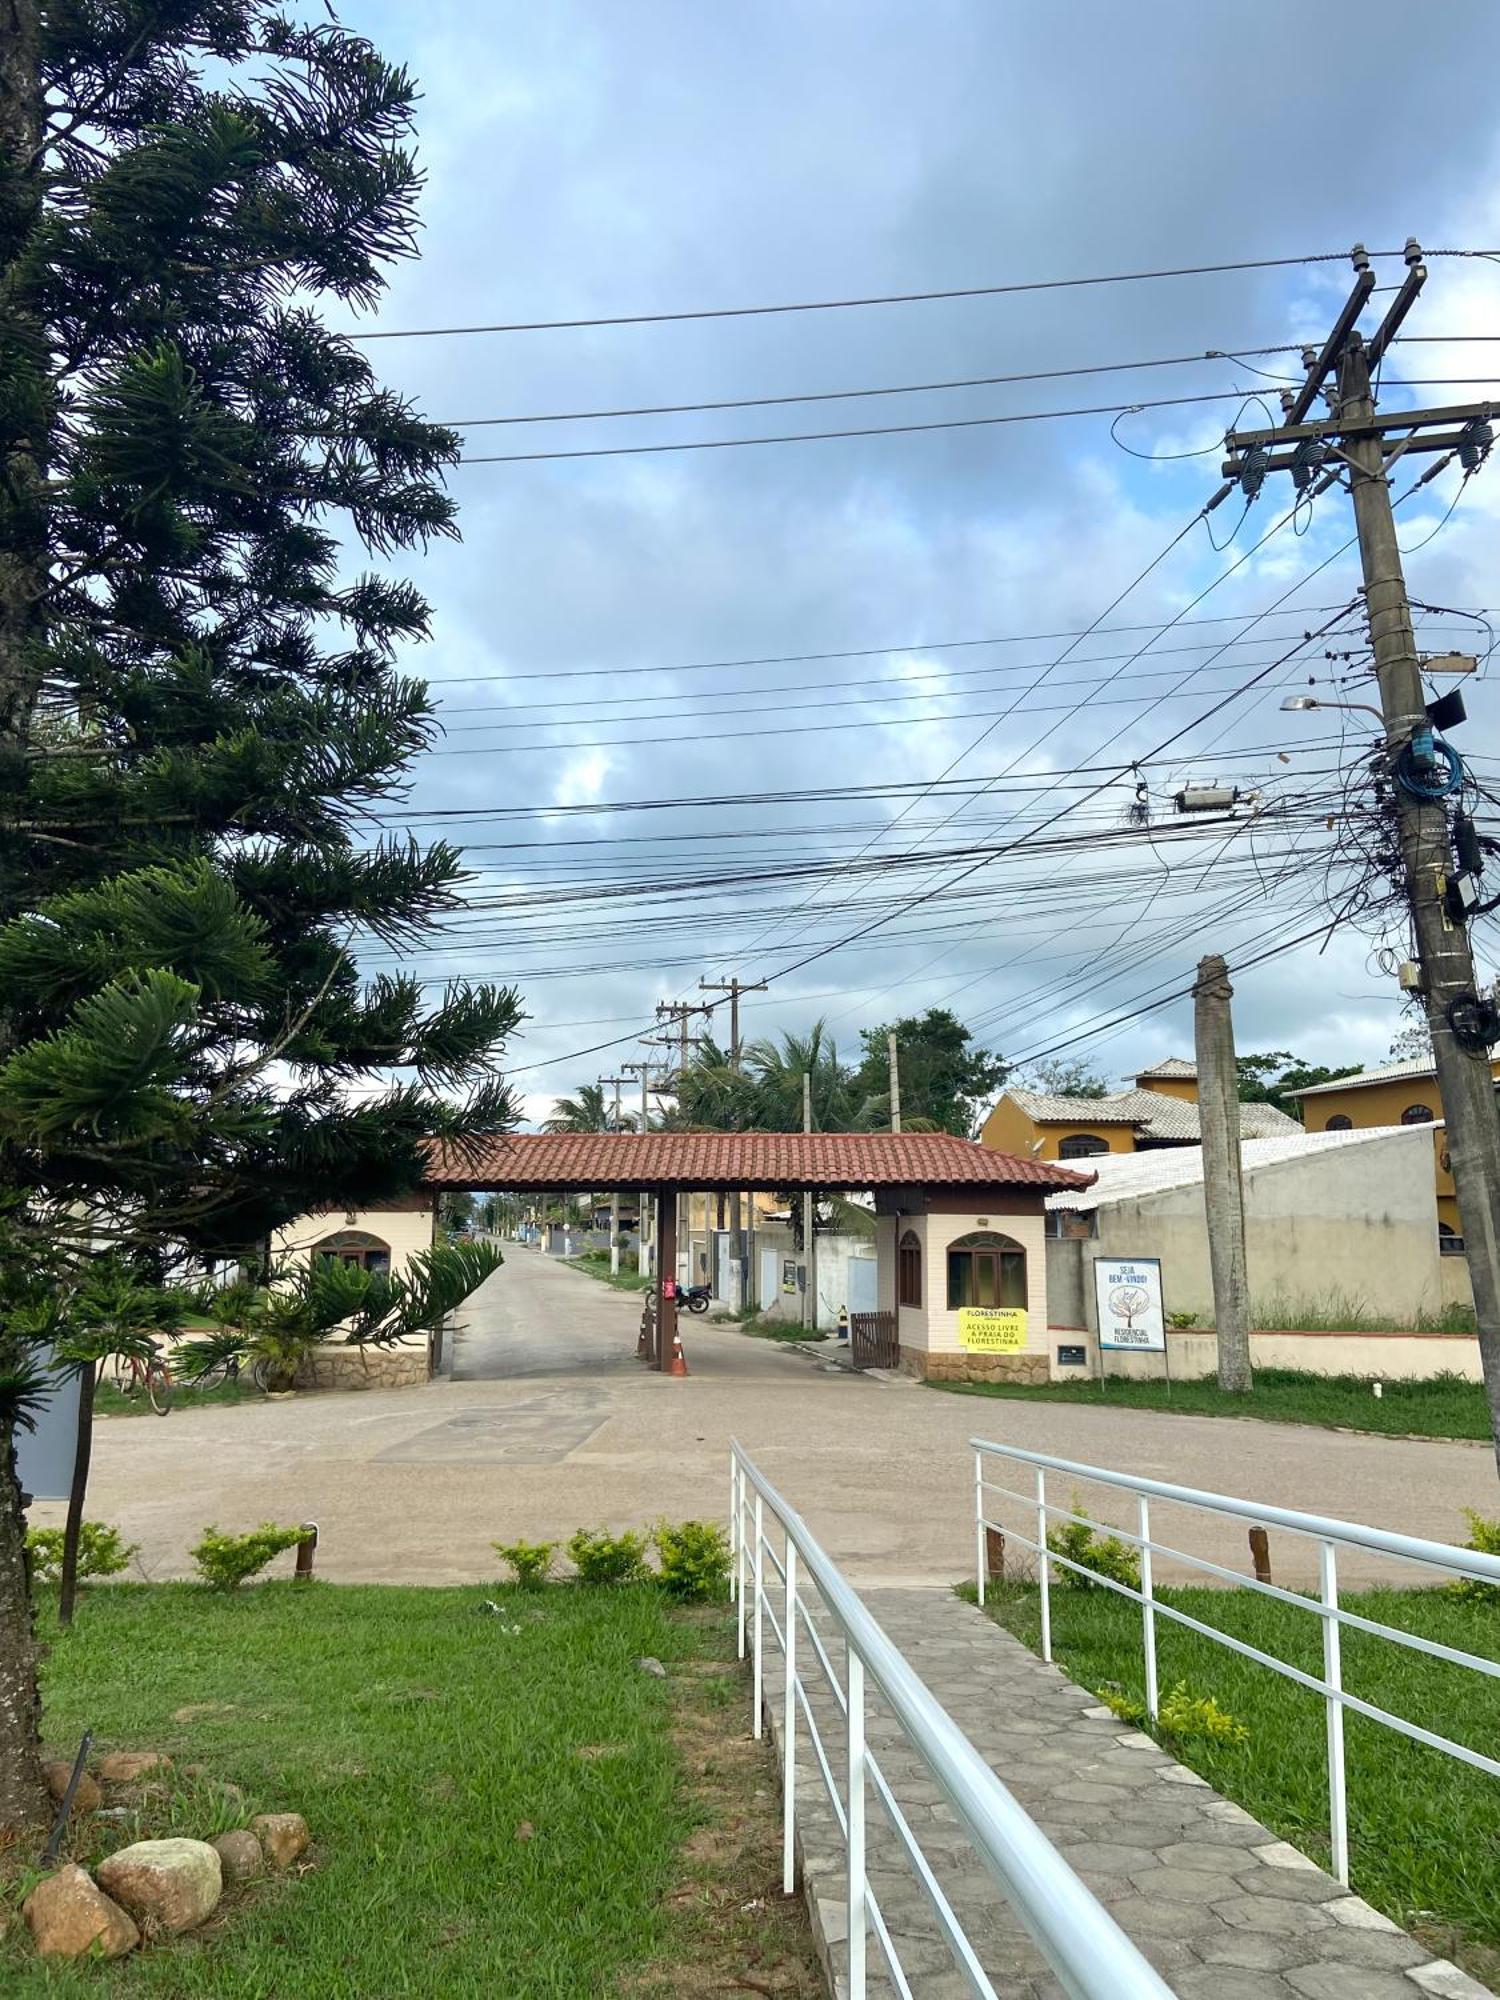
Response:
[626,1614,824,1999]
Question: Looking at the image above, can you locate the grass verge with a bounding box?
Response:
[92,1377,263,1421]
[565,1250,652,1294]
[6,1582,817,1998]
[930,1366,1490,1439]
[723,1313,827,1345]
[972,1575,1500,1978]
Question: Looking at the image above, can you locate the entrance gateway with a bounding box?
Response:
[424,1131,1093,1382]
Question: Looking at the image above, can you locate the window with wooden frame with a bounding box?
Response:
[1401,1103,1435,1125]
[946,1231,1027,1311]
[897,1229,922,1308]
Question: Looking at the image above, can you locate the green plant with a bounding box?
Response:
[191,1523,314,1592]
[1166,1309,1199,1330]
[567,1527,649,1586]
[1157,1682,1249,1746]
[494,1539,556,1589]
[26,1522,138,1585]
[654,1521,730,1602]
[1046,1504,1141,1592]
[1095,1684,1147,1726]
[1450,1509,1500,1605]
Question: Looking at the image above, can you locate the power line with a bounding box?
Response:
[343,248,1496,342]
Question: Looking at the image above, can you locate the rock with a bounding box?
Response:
[97,1751,172,1784]
[97,1838,221,1934]
[251,1812,310,1868]
[41,1760,102,1816]
[637,1655,667,1678]
[210,1829,264,1884]
[23,1864,139,1960]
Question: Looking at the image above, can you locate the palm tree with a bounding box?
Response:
[542,1082,632,1133]
[739,1023,879,1132]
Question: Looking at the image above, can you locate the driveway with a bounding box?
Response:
[39,1247,1500,1589]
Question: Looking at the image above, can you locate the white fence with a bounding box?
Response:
[729,1442,1174,2000]
[971,1435,1500,1886]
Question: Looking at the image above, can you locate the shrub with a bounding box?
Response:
[654,1520,729,1601]
[494,1538,556,1588]
[1157,1682,1249,1746]
[566,1526,648,1585]
[26,1521,138,1584]
[1095,1684,1147,1726]
[1046,1503,1141,1592]
[1451,1509,1500,1604]
[191,1522,313,1591]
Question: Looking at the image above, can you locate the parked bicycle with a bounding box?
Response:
[180,1352,275,1394]
[108,1349,174,1416]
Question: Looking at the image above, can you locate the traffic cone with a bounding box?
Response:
[666,1322,689,1377]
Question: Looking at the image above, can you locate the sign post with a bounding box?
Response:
[1093,1258,1167,1393]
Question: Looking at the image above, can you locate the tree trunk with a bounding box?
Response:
[0,1428,48,1830]
[57,1360,94,1627]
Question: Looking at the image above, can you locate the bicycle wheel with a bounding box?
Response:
[146,1361,175,1416]
[190,1357,229,1392]
[109,1354,135,1396]
[250,1358,273,1393]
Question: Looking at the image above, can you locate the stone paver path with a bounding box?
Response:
[776,1586,1489,1999]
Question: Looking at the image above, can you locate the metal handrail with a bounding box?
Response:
[971,1433,1500,1891]
[731,1440,1174,2000]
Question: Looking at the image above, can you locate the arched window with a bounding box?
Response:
[1058,1134,1109,1159]
[946,1231,1027,1312]
[1439,1223,1466,1255]
[1401,1103,1435,1125]
[897,1230,922,1308]
[1324,1115,1353,1132]
[311,1229,392,1275]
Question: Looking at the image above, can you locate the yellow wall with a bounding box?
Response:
[979,1094,1135,1162]
[1133,1072,1198,1104]
[1298,1061,1500,1235]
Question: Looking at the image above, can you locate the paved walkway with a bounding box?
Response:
[781,1587,1489,2000]
[42,1248,1500,1587]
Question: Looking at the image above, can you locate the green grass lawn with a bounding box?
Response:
[564,1251,652,1294]
[92,1377,263,1420]
[975,1575,1500,1973]
[932,1366,1491,1439]
[6,1582,812,1998]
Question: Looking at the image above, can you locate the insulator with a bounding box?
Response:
[1238,442,1268,503]
[1459,417,1493,475]
[1290,436,1329,492]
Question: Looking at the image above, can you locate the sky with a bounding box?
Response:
[329,1,1500,1125]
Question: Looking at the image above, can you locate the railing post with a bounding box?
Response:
[1139,1494,1158,1721]
[974,1449,986,1608]
[752,1491,765,1740]
[729,1455,738,1604]
[1036,1465,1052,1663]
[736,1465,747,1661]
[1320,1539,1349,1885]
[846,1646,867,1999]
[782,1538,797,1896]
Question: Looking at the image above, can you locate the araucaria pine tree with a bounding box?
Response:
[0,3,523,1826]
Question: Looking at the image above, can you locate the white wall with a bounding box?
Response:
[893,1210,1049,1360]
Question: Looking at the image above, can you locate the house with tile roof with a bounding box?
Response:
[979,1058,1301,1165]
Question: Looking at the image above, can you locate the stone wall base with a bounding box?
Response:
[293,1344,430,1392]
[900,1349,1050,1386]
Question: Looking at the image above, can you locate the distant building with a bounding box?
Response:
[980,1057,1301,1163]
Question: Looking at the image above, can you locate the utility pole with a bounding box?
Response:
[887,1028,902,1134]
[600,1074,628,1274]
[801,1070,816,1332]
[656,1001,711,1287]
[700,975,767,1309]
[1193,955,1251,1392]
[1222,241,1500,1465]
[622,1057,663,1276]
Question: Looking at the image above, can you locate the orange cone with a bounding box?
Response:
[666,1323,689,1377]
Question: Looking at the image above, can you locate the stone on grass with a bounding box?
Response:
[41,1760,102,1816]
[97,1837,222,1933]
[24,1863,139,1960]
[251,1812,310,1868]
[637,1656,667,1678]
[210,1829,264,1884]
[97,1751,172,1784]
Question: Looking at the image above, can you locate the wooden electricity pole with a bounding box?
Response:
[1193,954,1251,1391]
[1222,241,1500,1465]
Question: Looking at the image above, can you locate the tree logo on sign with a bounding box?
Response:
[1108,1284,1151,1331]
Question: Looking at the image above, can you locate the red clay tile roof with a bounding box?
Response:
[423,1130,1095,1193]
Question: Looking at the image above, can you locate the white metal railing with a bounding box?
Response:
[971,1435,1500,1887]
[729,1442,1174,2000]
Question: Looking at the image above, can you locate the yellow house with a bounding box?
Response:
[1288,1055,1500,1239]
[980,1058,1301,1163]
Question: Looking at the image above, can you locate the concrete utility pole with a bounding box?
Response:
[1193,955,1252,1392]
[887,1028,902,1134]
[700,975,767,1308]
[1222,242,1500,1467]
[622,1057,661,1276]
[801,1070,816,1332]
[599,1074,628,1274]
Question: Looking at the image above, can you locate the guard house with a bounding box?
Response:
[424,1130,1093,1383]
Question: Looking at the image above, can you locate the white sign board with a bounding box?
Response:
[1094,1257,1166,1353]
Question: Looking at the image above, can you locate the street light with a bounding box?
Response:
[1280,693,1385,723]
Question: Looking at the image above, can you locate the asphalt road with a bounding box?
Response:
[40,1245,1500,1590]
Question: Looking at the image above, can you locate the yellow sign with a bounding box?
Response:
[959,1307,1027,1353]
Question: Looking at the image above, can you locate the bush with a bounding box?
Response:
[1451,1509,1500,1605]
[1095,1684,1147,1726]
[654,1520,729,1601]
[191,1522,313,1591]
[26,1521,138,1584]
[1046,1503,1141,1592]
[1157,1682,1249,1746]
[494,1538,556,1588]
[566,1527,648,1586]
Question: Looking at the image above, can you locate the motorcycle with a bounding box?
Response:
[671,1282,713,1315]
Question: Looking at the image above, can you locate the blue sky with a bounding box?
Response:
[330,2,1500,1120]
